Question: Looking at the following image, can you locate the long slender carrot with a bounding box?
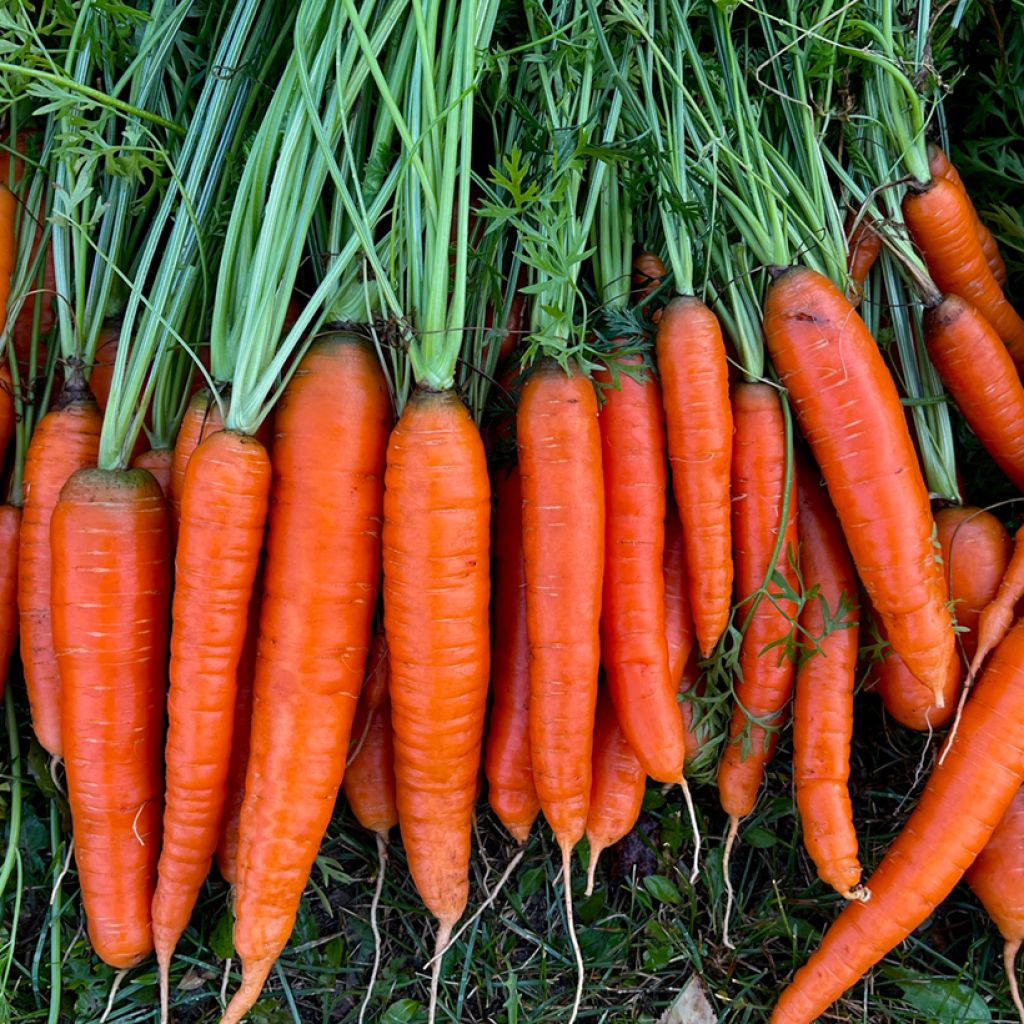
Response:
[51,467,169,967]
[518,359,603,855]
[0,506,19,700]
[19,380,102,756]
[927,143,1007,286]
[597,356,684,784]
[152,429,271,1011]
[971,524,1024,679]
[770,619,1024,1024]
[763,266,954,704]
[131,447,173,498]
[584,689,646,897]
[664,492,694,688]
[966,785,1024,1024]
[655,297,732,657]
[484,465,539,845]
[903,177,1024,371]
[925,295,1024,492]
[0,184,14,334]
[793,461,862,899]
[169,390,223,528]
[845,212,882,298]
[222,335,391,1024]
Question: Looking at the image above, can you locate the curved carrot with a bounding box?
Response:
[19,383,102,756]
[966,785,1024,1024]
[0,185,14,334]
[793,461,862,899]
[971,524,1024,679]
[484,465,539,844]
[664,492,694,689]
[131,447,173,498]
[597,356,683,784]
[51,467,170,967]
[222,335,391,1024]
[518,359,603,854]
[903,177,1024,371]
[656,297,732,657]
[584,689,646,897]
[152,429,271,1008]
[874,630,960,731]
[0,506,19,699]
[770,619,1024,1024]
[927,143,1007,286]
[763,266,953,704]
[925,295,1024,492]
[845,212,882,297]
[169,390,223,529]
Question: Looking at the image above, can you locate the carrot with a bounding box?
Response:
[169,390,223,529]
[793,461,862,899]
[19,381,102,756]
[597,355,684,784]
[131,447,173,498]
[584,689,646,897]
[0,185,14,335]
[655,297,732,657]
[966,785,1024,1024]
[50,467,170,967]
[763,266,954,704]
[664,492,694,688]
[518,359,603,854]
[678,652,703,763]
[632,251,669,318]
[903,177,1024,372]
[151,429,271,1012]
[873,628,960,731]
[0,506,19,700]
[925,295,1024,492]
[484,465,539,844]
[845,211,882,297]
[0,366,15,468]
[927,143,1007,286]
[971,524,1024,679]
[222,335,391,1024]
[770,619,1024,1024]
[88,325,122,413]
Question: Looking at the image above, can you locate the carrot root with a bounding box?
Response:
[722,816,739,950]
[1006,939,1024,1024]
[680,775,702,884]
[357,834,388,1024]
[219,957,275,1024]
[562,844,583,1024]
[585,840,607,898]
[427,919,456,1024]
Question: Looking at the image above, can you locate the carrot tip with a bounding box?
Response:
[219,957,275,1024]
[840,883,871,903]
[427,919,455,1024]
[585,840,605,898]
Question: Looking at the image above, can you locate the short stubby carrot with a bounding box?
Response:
[518,359,604,853]
[0,505,19,699]
[51,467,170,968]
[763,266,954,704]
[169,390,223,529]
[656,297,732,657]
[222,335,391,1024]
[19,383,102,756]
[664,493,694,688]
[132,447,173,498]
[874,630,960,731]
[597,356,684,784]
[717,383,800,821]
[903,177,1024,371]
[793,461,862,898]
[770,619,1024,1024]
[484,465,539,845]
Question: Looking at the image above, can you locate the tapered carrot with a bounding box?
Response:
[19,381,102,756]
[874,632,960,731]
[131,448,173,498]
[51,467,170,967]
[585,690,646,897]
[966,785,1024,1024]
[222,336,390,1024]
[484,465,539,844]
[0,506,19,699]
[169,390,223,528]
[770,619,1024,1024]
[971,524,1024,679]
[793,461,862,899]
[597,356,684,784]
[763,266,953,704]
[664,493,694,688]
[656,297,732,657]
[903,177,1024,371]
[518,359,603,854]
[152,429,271,1011]
[845,212,882,297]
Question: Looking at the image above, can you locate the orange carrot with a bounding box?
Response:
[169,390,223,529]
[222,336,391,1024]
[88,325,122,413]
[845,212,882,297]
[0,185,14,335]
[51,467,170,967]
[484,465,539,844]
[678,652,703,763]
[0,366,15,469]
[874,629,960,731]
[584,689,646,897]
[972,523,1024,679]
[0,506,19,699]
[664,492,694,688]
[632,251,669,319]
[656,298,732,657]
[763,266,953,704]
[19,381,102,756]
[131,447,173,498]
[770,619,1024,1024]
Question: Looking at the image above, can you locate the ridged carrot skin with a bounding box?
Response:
[717,383,799,820]
[925,295,1024,492]
[384,387,490,930]
[585,690,646,896]
[0,506,19,699]
[763,266,953,704]
[0,185,14,334]
[518,360,604,851]
[664,494,694,688]
[19,387,102,756]
[484,465,539,844]
[845,212,882,296]
[655,296,732,657]
[222,336,391,1024]
[152,430,271,993]
[169,391,223,528]
[51,468,169,968]
[770,620,1024,1024]
[131,448,173,498]
[903,177,1024,371]
[597,357,683,784]
[972,525,1024,678]
[793,462,861,898]
[927,143,1007,286]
